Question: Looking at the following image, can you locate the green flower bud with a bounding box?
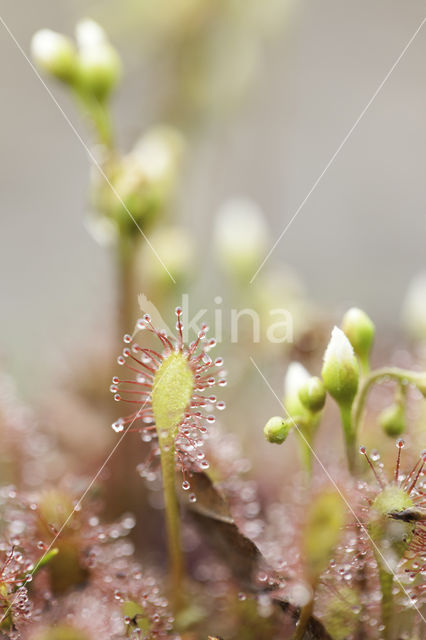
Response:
[321,327,359,407]
[75,19,121,99]
[264,416,292,444]
[31,30,77,82]
[298,376,326,413]
[342,307,375,370]
[379,403,405,437]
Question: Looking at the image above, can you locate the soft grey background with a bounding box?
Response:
[1,0,426,394]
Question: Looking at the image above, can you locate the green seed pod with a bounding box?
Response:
[379,403,405,437]
[342,307,375,366]
[321,327,359,407]
[263,416,292,444]
[298,376,326,413]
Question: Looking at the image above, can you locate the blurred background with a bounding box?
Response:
[2,0,426,396]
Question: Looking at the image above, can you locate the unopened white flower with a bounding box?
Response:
[283,362,310,417]
[342,307,375,368]
[133,127,184,183]
[75,19,121,99]
[402,272,426,341]
[322,326,359,406]
[75,19,106,49]
[31,29,76,81]
[214,198,269,279]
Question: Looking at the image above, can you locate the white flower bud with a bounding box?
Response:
[402,272,426,341]
[284,362,311,418]
[341,307,375,368]
[133,127,185,184]
[321,327,359,407]
[75,19,121,99]
[214,198,269,280]
[31,29,76,82]
[75,19,107,48]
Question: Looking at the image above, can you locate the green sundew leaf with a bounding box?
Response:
[122,600,151,636]
[31,625,90,640]
[152,351,194,436]
[322,586,360,640]
[302,489,346,585]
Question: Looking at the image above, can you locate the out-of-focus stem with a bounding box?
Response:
[293,598,314,640]
[116,236,138,342]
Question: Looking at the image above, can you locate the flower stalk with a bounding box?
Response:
[159,435,185,608]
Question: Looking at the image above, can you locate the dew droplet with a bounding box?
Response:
[182,481,190,491]
[112,419,124,433]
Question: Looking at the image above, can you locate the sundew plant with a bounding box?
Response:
[0,10,425,640]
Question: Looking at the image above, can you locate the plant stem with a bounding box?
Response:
[352,367,425,438]
[339,403,356,474]
[296,428,314,479]
[72,87,114,149]
[117,236,138,341]
[378,566,394,640]
[293,598,314,640]
[159,437,185,611]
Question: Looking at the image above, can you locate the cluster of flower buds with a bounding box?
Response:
[264,307,376,472]
[264,361,326,472]
[91,126,185,239]
[31,19,121,102]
